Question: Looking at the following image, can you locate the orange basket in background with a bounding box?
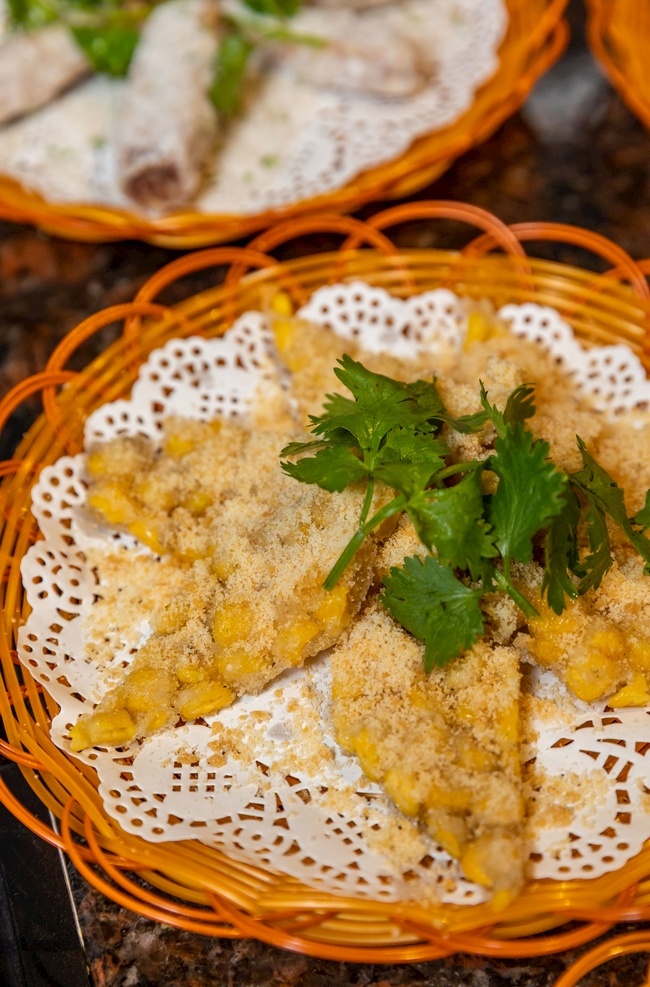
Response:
[586,0,650,130]
[3,203,650,981]
[0,0,569,248]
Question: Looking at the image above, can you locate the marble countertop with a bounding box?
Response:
[3,2,650,984]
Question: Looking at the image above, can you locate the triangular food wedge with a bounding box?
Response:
[330,603,526,902]
[70,418,384,750]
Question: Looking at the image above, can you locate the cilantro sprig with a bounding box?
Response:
[9,0,315,91]
[8,1,161,75]
[281,357,650,670]
[211,0,325,118]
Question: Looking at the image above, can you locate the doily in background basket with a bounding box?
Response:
[18,282,650,908]
[0,0,506,215]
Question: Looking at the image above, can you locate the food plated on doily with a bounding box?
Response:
[3,206,650,965]
[0,0,567,245]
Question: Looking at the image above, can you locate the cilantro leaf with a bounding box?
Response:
[634,489,650,531]
[280,439,328,457]
[572,437,650,569]
[243,0,301,16]
[403,378,487,434]
[71,24,139,76]
[406,469,497,577]
[281,445,366,492]
[574,498,613,594]
[480,381,536,436]
[487,423,567,564]
[311,356,419,455]
[372,426,447,496]
[382,555,484,670]
[542,489,581,613]
[210,32,255,117]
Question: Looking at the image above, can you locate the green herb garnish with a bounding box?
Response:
[211,0,327,119]
[8,1,160,75]
[281,357,650,670]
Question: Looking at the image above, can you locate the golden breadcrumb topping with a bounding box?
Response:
[70,300,650,902]
[330,604,524,901]
[72,420,382,751]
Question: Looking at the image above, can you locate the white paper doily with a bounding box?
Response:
[0,0,506,215]
[18,282,650,907]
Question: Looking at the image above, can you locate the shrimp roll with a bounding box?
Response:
[0,23,91,125]
[115,0,219,210]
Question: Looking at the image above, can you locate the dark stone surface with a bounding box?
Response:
[3,1,650,983]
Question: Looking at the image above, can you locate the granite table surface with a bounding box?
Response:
[3,2,650,985]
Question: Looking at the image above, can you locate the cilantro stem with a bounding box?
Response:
[491,567,538,619]
[434,460,482,483]
[323,494,406,591]
[358,476,375,528]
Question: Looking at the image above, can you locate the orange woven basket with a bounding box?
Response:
[0,0,568,248]
[586,0,650,131]
[3,203,650,980]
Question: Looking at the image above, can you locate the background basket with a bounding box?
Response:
[587,0,650,136]
[0,0,568,248]
[2,202,650,976]
[586,0,650,132]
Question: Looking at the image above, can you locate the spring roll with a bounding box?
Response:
[115,0,219,210]
[279,6,428,98]
[0,23,91,126]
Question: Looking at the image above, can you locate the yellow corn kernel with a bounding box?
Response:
[71,709,136,750]
[528,607,582,666]
[627,638,650,671]
[144,710,169,733]
[383,769,420,817]
[132,477,177,513]
[564,652,619,702]
[176,663,207,684]
[124,666,171,714]
[460,842,492,888]
[609,671,650,708]
[313,583,348,629]
[214,649,268,684]
[87,482,135,526]
[86,445,139,479]
[128,520,167,555]
[164,432,198,458]
[407,686,431,710]
[455,701,476,725]
[275,618,321,664]
[590,627,625,655]
[431,826,461,860]
[271,290,293,317]
[350,726,382,782]
[331,676,346,702]
[177,544,214,563]
[463,312,492,350]
[490,889,517,912]
[273,319,297,365]
[69,721,91,752]
[178,680,234,720]
[459,745,496,773]
[497,703,519,745]
[182,489,214,516]
[212,602,252,648]
[210,558,235,581]
[425,784,472,812]
[153,599,191,635]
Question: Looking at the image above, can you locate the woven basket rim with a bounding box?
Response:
[2,204,650,971]
[586,0,650,131]
[0,0,569,247]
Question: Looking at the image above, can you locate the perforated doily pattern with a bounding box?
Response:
[0,0,506,216]
[17,283,650,906]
